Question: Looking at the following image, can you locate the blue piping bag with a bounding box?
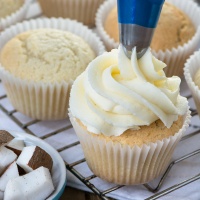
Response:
[117,0,165,58]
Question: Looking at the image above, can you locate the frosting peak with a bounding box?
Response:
[69,46,187,136]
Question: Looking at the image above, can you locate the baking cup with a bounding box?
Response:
[0,0,31,31]
[96,0,200,77]
[184,50,200,117]
[38,0,105,27]
[69,108,190,185]
[0,18,105,120]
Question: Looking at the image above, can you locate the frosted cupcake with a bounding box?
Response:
[96,0,200,77]
[38,0,105,27]
[184,50,200,117]
[69,46,190,185]
[0,18,105,120]
[0,0,31,31]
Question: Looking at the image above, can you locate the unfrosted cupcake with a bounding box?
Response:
[96,0,200,77]
[0,18,105,120]
[38,0,105,27]
[0,0,31,31]
[69,46,190,185]
[184,50,200,117]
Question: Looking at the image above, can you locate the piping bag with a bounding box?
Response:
[117,0,165,59]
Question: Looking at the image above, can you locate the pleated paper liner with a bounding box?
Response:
[0,0,31,31]
[69,108,190,185]
[184,50,200,117]
[0,18,105,120]
[38,0,105,27]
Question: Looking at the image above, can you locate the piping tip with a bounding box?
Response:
[122,46,148,59]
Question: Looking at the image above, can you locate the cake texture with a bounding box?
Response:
[151,2,195,51]
[38,0,105,27]
[104,3,195,51]
[0,29,95,83]
[0,18,105,120]
[0,0,30,31]
[69,46,190,185]
[0,0,24,18]
[194,69,200,88]
[96,0,200,76]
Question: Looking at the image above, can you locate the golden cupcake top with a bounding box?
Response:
[70,46,188,136]
[104,2,195,51]
[0,29,95,83]
[0,0,24,18]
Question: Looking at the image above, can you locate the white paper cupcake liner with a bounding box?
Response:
[0,0,31,31]
[95,0,117,51]
[184,50,200,116]
[0,18,105,120]
[96,0,200,77]
[38,0,105,27]
[69,108,191,185]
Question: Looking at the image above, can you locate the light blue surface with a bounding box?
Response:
[117,0,165,28]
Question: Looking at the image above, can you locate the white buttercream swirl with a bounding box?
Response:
[69,46,188,136]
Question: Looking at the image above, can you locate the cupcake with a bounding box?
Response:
[38,0,105,27]
[96,0,200,77]
[69,45,190,185]
[184,50,200,117]
[0,0,31,31]
[0,18,105,120]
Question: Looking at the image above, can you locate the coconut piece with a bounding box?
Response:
[17,146,53,173]
[0,147,17,175]
[6,139,24,156]
[17,165,26,176]
[0,130,14,147]
[0,162,19,191]
[4,167,54,200]
[4,180,26,200]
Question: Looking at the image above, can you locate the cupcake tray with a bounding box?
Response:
[0,1,200,199]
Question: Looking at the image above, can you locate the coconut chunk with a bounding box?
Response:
[6,139,24,156]
[0,147,17,175]
[17,146,53,173]
[0,130,14,147]
[4,179,26,200]
[0,162,19,191]
[0,191,3,200]
[4,167,54,200]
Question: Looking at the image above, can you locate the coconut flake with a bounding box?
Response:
[0,130,14,147]
[16,146,53,173]
[4,166,54,200]
[0,162,19,191]
[0,147,17,175]
[6,139,24,156]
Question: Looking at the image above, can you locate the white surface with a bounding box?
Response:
[0,1,199,200]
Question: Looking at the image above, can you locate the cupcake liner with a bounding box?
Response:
[0,0,32,31]
[38,0,105,27]
[184,50,200,116]
[0,18,105,120]
[69,108,191,185]
[95,0,117,51]
[96,0,200,77]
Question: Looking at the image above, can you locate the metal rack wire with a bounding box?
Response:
[0,78,199,200]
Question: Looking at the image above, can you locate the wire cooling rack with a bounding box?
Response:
[0,78,200,200]
[0,1,200,199]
